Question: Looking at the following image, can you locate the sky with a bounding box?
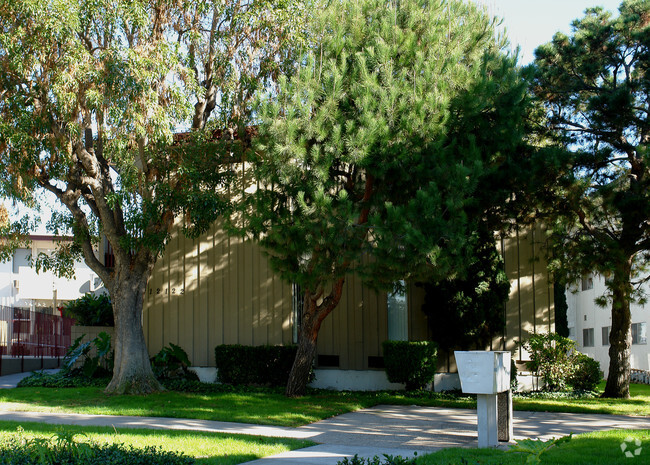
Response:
[6,0,629,233]
[490,0,624,64]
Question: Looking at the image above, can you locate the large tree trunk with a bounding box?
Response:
[285,282,345,397]
[105,266,163,395]
[603,260,633,399]
[285,315,319,398]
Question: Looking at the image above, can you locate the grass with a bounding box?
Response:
[0,420,313,465]
[416,429,650,464]
[512,382,650,416]
[0,386,474,427]
[1,381,648,427]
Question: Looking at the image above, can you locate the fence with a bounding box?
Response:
[0,306,74,375]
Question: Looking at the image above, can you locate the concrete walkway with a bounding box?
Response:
[1,372,649,464]
[0,405,648,464]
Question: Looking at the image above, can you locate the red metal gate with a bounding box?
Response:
[0,306,73,373]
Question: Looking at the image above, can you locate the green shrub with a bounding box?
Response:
[523,332,576,391]
[17,371,110,388]
[62,332,114,378]
[214,344,299,387]
[0,431,194,465]
[568,352,601,391]
[63,294,113,327]
[382,341,437,391]
[151,343,198,381]
[17,332,115,387]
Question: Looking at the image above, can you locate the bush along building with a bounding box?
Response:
[142,222,554,391]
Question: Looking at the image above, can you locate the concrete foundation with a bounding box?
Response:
[180,367,540,393]
[188,367,218,383]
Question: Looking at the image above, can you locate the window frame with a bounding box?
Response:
[632,322,647,345]
[601,326,610,346]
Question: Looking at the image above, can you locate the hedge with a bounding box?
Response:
[382,340,437,391]
[214,344,298,387]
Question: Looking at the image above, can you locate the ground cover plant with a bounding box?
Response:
[0,420,312,465]
[4,381,650,426]
[414,429,649,465]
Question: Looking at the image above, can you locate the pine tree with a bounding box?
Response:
[234,0,528,396]
[532,0,650,398]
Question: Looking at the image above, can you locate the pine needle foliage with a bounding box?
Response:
[239,0,526,289]
[531,0,650,398]
[233,0,529,396]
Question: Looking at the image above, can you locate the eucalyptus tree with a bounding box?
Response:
[235,0,529,396]
[532,0,650,398]
[0,0,304,394]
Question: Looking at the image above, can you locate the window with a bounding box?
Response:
[12,248,31,274]
[601,326,610,346]
[291,283,304,344]
[583,328,594,347]
[581,274,594,291]
[387,280,408,341]
[632,323,647,345]
[568,327,575,338]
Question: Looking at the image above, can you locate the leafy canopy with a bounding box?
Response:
[0,0,306,278]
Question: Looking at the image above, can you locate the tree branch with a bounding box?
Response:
[39,180,112,286]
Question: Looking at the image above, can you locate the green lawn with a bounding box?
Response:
[0,420,313,465]
[0,382,648,427]
[513,382,650,416]
[0,387,474,427]
[416,429,650,464]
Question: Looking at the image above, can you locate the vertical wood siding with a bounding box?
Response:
[143,222,554,370]
[143,220,293,367]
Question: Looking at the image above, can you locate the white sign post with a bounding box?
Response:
[455,351,512,448]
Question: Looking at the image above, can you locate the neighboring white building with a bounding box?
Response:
[0,235,103,313]
[566,273,649,375]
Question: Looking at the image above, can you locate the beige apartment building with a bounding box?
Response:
[141,221,554,390]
